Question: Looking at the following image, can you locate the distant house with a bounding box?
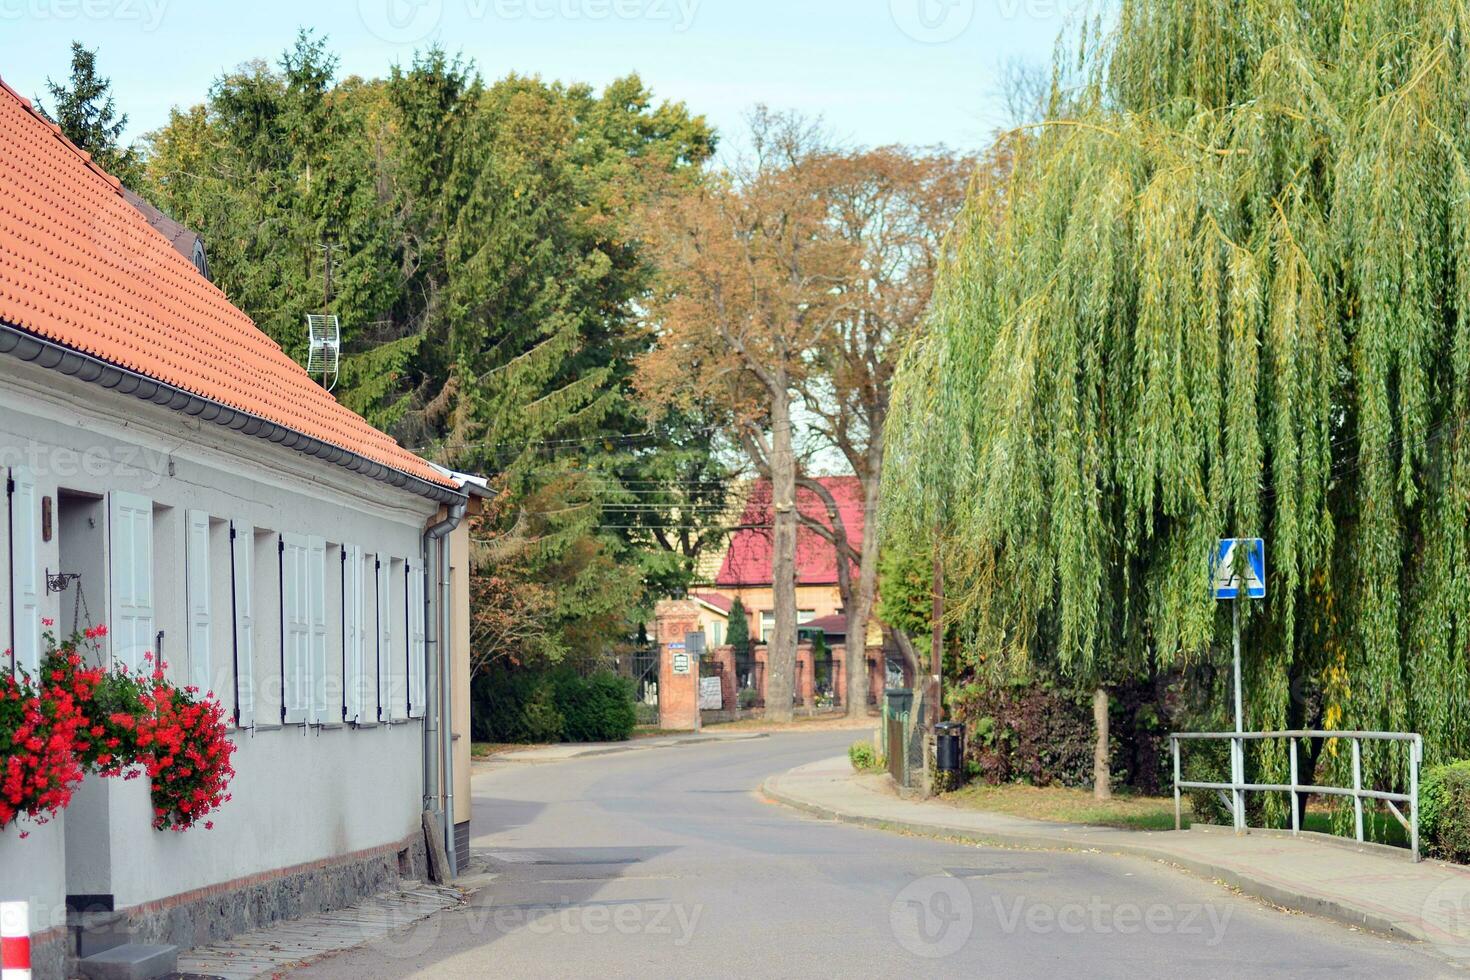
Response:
[0,78,482,977]
[701,477,880,647]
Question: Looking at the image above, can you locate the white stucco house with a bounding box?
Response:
[0,78,481,977]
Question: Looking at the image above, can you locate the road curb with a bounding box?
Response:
[482,732,771,765]
[760,773,1427,948]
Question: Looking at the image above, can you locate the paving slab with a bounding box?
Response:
[764,755,1470,965]
[174,882,463,979]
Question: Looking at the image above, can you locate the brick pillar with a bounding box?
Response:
[655,599,701,730]
[796,643,814,708]
[713,645,738,709]
[754,646,769,708]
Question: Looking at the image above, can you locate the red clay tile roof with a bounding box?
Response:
[715,477,865,587]
[691,592,734,614]
[0,79,452,490]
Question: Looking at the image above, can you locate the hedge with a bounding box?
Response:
[1421,759,1470,863]
[471,666,636,744]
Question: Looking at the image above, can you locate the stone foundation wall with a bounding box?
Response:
[29,926,68,980]
[67,831,427,972]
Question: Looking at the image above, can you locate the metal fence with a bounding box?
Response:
[737,660,764,709]
[812,655,841,709]
[1170,730,1423,861]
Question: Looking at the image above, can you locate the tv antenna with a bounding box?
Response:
[306,242,343,393]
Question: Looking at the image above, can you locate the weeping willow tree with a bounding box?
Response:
[885,0,1470,801]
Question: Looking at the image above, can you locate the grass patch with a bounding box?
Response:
[633,726,692,738]
[471,742,544,758]
[945,783,1412,846]
[943,782,1190,832]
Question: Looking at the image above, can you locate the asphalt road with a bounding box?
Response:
[294,731,1455,979]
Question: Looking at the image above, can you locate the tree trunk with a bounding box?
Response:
[764,390,799,723]
[1093,686,1111,800]
[845,466,882,717]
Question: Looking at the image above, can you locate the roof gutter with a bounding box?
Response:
[0,319,465,506]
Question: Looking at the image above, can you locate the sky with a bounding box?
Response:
[0,0,1095,155]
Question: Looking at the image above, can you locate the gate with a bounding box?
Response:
[631,644,659,724]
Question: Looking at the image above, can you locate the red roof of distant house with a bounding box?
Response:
[801,614,847,636]
[716,477,864,587]
[0,79,452,490]
[691,592,734,614]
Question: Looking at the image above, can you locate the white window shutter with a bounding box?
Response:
[343,544,362,724]
[231,521,255,728]
[9,467,40,677]
[186,510,211,694]
[375,556,390,723]
[109,492,154,674]
[281,532,309,723]
[408,563,427,719]
[307,535,328,724]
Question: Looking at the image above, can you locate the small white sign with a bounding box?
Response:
[699,676,723,710]
[672,652,691,674]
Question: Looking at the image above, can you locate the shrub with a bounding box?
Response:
[728,598,751,659]
[849,740,884,773]
[1421,760,1470,863]
[470,668,564,744]
[554,671,636,743]
[471,665,637,743]
[947,675,1175,793]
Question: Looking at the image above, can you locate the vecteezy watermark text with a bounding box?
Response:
[0,0,168,31]
[359,0,698,45]
[366,896,705,957]
[0,442,169,490]
[889,0,1089,44]
[890,876,1235,957]
[992,896,1233,945]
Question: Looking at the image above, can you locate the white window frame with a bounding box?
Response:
[231,520,255,728]
[307,535,328,724]
[407,561,426,719]
[280,532,311,724]
[109,491,155,674]
[371,554,389,724]
[8,466,40,677]
[343,544,365,725]
[186,510,212,694]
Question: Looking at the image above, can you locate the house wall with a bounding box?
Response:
[713,585,845,639]
[0,360,440,958]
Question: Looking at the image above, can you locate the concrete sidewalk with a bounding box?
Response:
[174,881,464,979]
[478,730,768,764]
[764,755,1470,965]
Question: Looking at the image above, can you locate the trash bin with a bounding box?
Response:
[935,721,965,774]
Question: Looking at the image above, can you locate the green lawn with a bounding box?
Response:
[941,781,1411,847]
[941,782,1189,831]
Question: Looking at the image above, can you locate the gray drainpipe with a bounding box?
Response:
[423,500,465,878]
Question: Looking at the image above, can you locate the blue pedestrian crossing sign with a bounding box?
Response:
[1213,538,1266,600]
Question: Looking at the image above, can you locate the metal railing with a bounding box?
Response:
[1170,730,1423,862]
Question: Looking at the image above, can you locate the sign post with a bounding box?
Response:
[1212,537,1265,834]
